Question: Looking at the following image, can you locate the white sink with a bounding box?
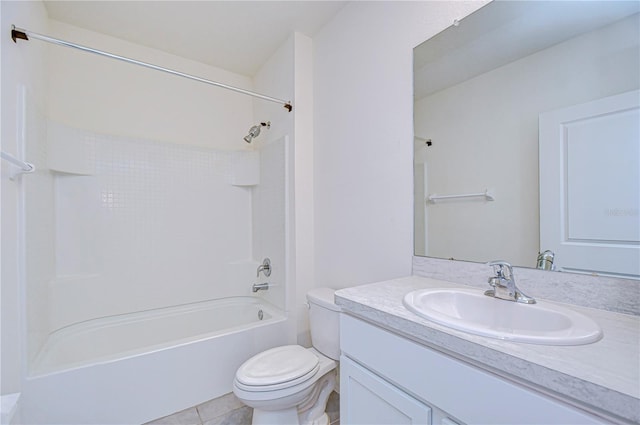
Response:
[403,288,602,345]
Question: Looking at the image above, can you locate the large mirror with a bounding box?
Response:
[414,0,640,277]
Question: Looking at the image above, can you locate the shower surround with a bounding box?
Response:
[48,123,258,328]
[20,120,292,424]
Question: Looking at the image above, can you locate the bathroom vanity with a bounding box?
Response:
[335,276,640,425]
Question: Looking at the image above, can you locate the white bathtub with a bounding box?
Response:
[21,297,290,424]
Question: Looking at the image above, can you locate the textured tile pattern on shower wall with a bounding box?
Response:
[50,123,256,330]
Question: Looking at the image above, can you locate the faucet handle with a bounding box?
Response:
[486,261,536,304]
[487,260,513,279]
[256,258,271,278]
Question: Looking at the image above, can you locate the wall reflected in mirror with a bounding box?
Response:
[413,0,640,278]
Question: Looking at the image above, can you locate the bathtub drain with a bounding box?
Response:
[258,309,264,320]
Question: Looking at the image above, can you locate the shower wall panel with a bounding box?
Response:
[252,136,288,311]
[21,89,56,366]
[48,123,255,331]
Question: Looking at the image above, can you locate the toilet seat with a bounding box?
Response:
[235,345,320,392]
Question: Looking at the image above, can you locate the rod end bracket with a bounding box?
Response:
[284,103,292,112]
[11,26,28,43]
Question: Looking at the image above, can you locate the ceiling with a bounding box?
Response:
[44,1,347,77]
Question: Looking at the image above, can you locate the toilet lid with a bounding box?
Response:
[236,345,319,387]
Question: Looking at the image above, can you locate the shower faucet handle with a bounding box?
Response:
[257,258,271,277]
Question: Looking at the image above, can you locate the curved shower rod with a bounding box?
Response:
[11,26,293,112]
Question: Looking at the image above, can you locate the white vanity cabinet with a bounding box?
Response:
[341,356,432,424]
[340,314,606,425]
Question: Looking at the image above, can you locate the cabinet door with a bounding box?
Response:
[341,356,432,425]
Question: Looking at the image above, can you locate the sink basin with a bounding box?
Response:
[403,288,602,345]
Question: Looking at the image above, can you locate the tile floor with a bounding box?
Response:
[145,391,339,425]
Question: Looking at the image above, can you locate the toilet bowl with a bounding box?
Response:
[233,288,340,425]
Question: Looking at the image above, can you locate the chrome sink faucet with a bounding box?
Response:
[485,261,536,304]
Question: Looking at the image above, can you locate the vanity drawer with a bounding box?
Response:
[340,314,605,424]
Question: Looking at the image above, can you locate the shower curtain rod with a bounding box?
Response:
[11,25,293,112]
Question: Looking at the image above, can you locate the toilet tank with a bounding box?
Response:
[307,288,341,360]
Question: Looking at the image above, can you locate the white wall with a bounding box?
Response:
[415,14,640,267]
[252,34,295,317]
[312,1,486,290]
[291,33,315,345]
[252,32,314,345]
[47,20,254,150]
[1,0,49,399]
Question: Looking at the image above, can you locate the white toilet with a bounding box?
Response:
[233,288,340,425]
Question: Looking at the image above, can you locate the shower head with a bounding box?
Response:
[243,125,261,143]
[243,121,270,143]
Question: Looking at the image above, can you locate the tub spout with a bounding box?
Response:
[252,282,269,293]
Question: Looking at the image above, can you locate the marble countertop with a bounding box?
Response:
[335,276,640,424]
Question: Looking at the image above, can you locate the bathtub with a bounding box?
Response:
[21,297,290,424]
